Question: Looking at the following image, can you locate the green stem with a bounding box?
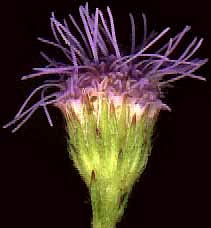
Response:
[90,176,129,228]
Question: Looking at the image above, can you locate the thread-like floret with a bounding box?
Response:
[4,2,207,132]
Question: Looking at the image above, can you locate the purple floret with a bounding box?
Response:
[4,2,207,132]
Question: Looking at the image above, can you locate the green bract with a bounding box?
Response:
[64,95,157,228]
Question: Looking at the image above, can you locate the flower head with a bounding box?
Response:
[3,3,208,228]
[4,2,207,132]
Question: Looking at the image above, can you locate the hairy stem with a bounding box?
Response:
[90,175,129,228]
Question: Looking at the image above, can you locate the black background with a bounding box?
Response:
[0,0,210,227]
